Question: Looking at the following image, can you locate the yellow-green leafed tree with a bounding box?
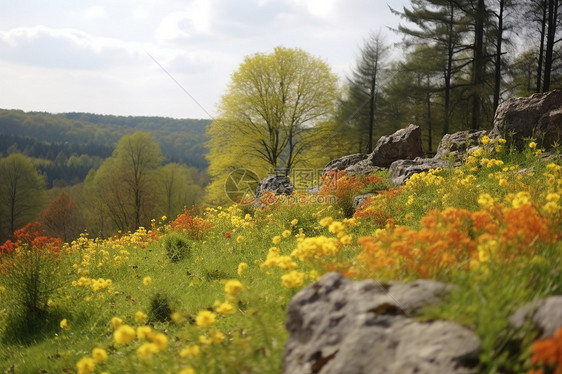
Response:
[206,46,339,204]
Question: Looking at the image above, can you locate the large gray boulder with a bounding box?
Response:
[283,272,480,374]
[489,89,562,149]
[435,130,487,161]
[388,158,451,185]
[509,296,562,339]
[368,124,425,168]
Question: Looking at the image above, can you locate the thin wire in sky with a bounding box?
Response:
[145,50,215,120]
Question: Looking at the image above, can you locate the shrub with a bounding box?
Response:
[163,232,191,263]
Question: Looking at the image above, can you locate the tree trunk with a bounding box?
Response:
[471,0,486,130]
[493,0,505,113]
[537,0,547,92]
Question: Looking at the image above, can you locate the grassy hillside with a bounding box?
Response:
[0,138,560,374]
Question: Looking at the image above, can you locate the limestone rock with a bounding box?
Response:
[435,130,487,161]
[283,272,480,374]
[388,158,451,185]
[489,89,562,149]
[509,296,562,339]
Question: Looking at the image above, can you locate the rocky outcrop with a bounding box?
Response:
[283,272,480,374]
[254,175,294,207]
[323,153,369,174]
[509,296,562,339]
[489,89,562,149]
[322,124,425,177]
[388,158,451,185]
[435,130,487,161]
[352,193,376,209]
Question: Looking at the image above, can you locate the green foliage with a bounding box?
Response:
[163,232,192,263]
[148,293,173,323]
[0,153,46,241]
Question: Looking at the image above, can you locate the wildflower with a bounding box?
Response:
[237,262,248,277]
[60,318,70,330]
[319,217,333,227]
[179,367,196,374]
[92,348,108,363]
[225,232,231,238]
[137,342,159,359]
[111,316,123,329]
[114,324,136,344]
[137,325,153,339]
[161,215,167,221]
[340,235,353,245]
[0,285,5,293]
[143,276,152,286]
[282,230,292,238]
[481,135,490,145]
[180,345,200,358]
[195,310,216,327]
[199,335,212,344]
[150,332,168,350]
[498,138,507,144]
[76,356,95,374]
[328,221,345,235]
[236,235,244,243]
[407,195,414,205]
[281,270,305,288]
[271,235,281,245]
[135,311,147,323]
[216,301,236,316]
[210,330,225,344]
[225,279,243,296]
[529,141,537,149]
[291,219,298,226]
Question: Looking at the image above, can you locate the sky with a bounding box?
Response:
[0,0,407,120]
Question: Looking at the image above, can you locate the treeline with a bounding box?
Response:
[336,0,562,154]
[0,109,210,172]
[0,132,204,243]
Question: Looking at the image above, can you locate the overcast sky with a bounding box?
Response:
[0,0,407,119]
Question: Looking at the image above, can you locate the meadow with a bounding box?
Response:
[0,137,561,374]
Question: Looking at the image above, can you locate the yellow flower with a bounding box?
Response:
[195,310,216,327]
[0,285,5,293]
[216,301,236,316]
[281,270,305,288]
[111,316,123,329]
[290,219,298,226]
[114,324,136,344]
[60,318,70,330]
[143,276,152,286]
[271,235,281,245]
[76,356,95,374]
[135,311,148,323]
[179,367,196,374]
[480,135,490,145]
[137,325,153,339]
[137,342,159,359]
[237,262,248,277]
[92,348,108,363]
[498,138,507,144]
[529,141,537,149]
[210,330,225,344]
[282,230,292,238]
[224,279,243,296]
[236,235,244,243]
[161,215,167,221]
[180,345,200,358]
[339,235,353,245]
[328,221,345,234]
[199,335,212,344]
[319,217,333,227]
[150,332,168,350]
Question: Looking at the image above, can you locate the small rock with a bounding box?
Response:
[254,175,294,207]
[388,158,451,185]
[434,130,487,161]
[323,153,369,174]
[368,124,425,168]
[509,296,562,339]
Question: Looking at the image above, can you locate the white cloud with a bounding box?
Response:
[156,0,213,43]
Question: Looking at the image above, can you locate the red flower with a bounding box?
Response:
[225,232,231,238]
[141,245,146,249]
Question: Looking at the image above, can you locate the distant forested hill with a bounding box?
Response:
[0,109,210,186]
